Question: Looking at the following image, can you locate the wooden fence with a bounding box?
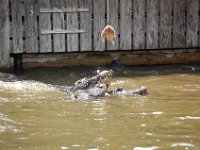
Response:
[0,0,200,68]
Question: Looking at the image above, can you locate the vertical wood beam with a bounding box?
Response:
[0,0,10,69]
[39,0,52,53]
[120,0,132,50]
[146,0,159,49]
[25,0,39,53]
[79,0,92,51]
[93,0,106,51]
[133,0,145,49]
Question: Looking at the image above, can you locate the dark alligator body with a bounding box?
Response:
[111,86,147,96]
[68,70,148,99]
[70,85,147,100]
[71,83,108,99]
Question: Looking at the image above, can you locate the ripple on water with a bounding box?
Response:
[71,144,81,147]
[0,113,20,133]
[0,125,20,133]
[0,113,16,123]
[171,143,194,147]
[133,146,159,150]
[177,116,200,120]
[139,111,163,116]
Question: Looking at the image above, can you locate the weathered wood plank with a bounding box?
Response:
[186,0,199,47]
[160,0,173,48]
[93,0,106,51]
[40,8,88,13]
[41,29,86,34]
[120,0,132,50]
[66,0,79,52]
[12,0,23,53]
[107,0,119,50]
[25,0,39,53]
[52,0,65,52]
[39,0,52,53]
[79,0,92,51]
[173,0,186,48]
[0,0,10,67]
[146,0,159,49]
[133,0,145,49]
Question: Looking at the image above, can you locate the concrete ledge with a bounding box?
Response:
[22,49,200,69]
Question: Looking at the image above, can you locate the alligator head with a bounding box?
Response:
[71,83,107,99]
[69,70,147,99]
[69,70,113,99]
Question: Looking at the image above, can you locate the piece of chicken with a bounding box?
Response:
[101,25,116,42]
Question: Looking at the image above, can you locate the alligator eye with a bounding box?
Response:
[97,84,103,89]
[77,81,82,84]
[116,87,123,92]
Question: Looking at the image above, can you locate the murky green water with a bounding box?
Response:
[0,64,200,150]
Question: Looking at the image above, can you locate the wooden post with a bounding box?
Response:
[12,0,23,53]
[0,0,10,69]
[13,54,23,72]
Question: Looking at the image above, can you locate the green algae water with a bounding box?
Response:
[0,64,200,150]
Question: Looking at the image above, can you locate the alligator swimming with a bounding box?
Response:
[68,70,147,99]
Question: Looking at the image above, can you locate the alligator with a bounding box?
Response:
[68,70,147,99]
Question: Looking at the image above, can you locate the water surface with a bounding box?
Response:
[0,64,200,150]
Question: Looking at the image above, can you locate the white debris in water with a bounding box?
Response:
[139,112,163,116]
[19,137,28,140]
[152,112,163,115]
[111,80,127,85]
[177,116,200,120]
[87,148,99,150]
[140,112,148,115]
[171,143,194,147]
[60,146,68,149]
[71,144,81,147]
[146,132,153,136]
[133,146,159,150]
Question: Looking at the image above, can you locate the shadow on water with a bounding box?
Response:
[13,63,200,84]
